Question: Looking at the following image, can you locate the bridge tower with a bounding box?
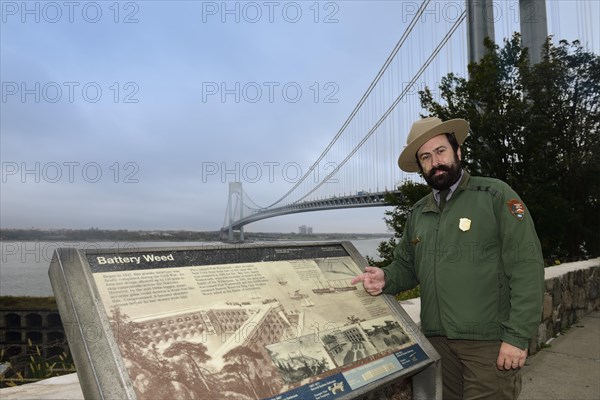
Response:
[466,0,496,65]
[226,182,244,242]
[467,0,548,65]
[519,0,548,65]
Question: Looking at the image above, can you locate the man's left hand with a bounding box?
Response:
[497,342,527,370]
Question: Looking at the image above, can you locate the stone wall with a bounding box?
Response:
[381,260,600,399]
[530,264,600,354]
[0,309,68,359]
[0,309,71,387]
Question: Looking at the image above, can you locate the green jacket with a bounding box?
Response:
[382,172,544,349]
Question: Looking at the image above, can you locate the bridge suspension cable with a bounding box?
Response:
[294,9,467,204]
[223,0,599,234]
[264,0,432,209]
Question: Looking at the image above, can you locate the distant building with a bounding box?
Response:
[298,225,313,235]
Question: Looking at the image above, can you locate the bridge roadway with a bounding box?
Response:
[223,190,401,234]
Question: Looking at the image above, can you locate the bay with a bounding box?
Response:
[0,238,388,297]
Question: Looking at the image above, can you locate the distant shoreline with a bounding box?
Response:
[0,228,390,242]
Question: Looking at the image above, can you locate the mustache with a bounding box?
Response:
[430,165,451,175]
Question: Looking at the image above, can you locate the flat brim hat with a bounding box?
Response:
[398,117,469,172]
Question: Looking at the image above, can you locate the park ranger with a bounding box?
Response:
[352,117,545,400]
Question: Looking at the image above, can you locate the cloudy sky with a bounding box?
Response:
[1,1,598,234]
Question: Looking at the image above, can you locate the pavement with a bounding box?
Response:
[0,371,83,400]
[519,310,600,400]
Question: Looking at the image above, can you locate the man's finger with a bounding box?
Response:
[364,266,379,274]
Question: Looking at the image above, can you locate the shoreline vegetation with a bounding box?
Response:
[0,296,57,310]
[0,228,390,242]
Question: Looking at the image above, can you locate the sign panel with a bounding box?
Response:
[49,242,439,399]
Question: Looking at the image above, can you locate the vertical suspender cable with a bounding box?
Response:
[265,0,432,208]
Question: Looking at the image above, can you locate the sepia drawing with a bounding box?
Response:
[94,251,420,399]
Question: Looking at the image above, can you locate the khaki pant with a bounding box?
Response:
[428,337,522,400]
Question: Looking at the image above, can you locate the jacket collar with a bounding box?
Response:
[422,170,471,213]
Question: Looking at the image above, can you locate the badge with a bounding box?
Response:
[507,199,525,220]
[459,218,471,231]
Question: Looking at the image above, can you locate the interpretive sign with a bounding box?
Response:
[49,242,440,399]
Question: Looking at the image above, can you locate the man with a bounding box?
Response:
[351,117,545,400]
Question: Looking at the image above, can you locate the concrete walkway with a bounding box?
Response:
[0,371,83,399]
[519,310,600,400]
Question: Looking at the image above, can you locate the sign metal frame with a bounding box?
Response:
[49,241,441,399]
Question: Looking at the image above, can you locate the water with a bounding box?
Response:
[0,238,388,297]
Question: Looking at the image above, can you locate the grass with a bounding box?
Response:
[538,342,552,350]
[1,298,74,387]
[0,296,57,310]
[396,286,421,301]
[0,341,75,388]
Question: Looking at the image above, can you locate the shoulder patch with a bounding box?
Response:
[507,199,525,220]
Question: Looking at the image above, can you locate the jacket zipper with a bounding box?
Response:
[433,210,443,335]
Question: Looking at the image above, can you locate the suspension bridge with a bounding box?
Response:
[221,0,598,241]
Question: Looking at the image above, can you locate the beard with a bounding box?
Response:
[423,155,462,190]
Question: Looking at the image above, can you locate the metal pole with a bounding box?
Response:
[227,182,244,241]
[239,183,244,241]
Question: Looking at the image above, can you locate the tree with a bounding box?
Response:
[418,33,599,261]
[369,181,430,301]
[163,341,213,395]
[108,307,175,398]
[222,346,263,399]
[368,181,430,266]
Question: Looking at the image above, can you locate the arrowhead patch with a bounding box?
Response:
[507,199,525,221]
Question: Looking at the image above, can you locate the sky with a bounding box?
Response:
[1,0,598,234]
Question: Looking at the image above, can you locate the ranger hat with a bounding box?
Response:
[398,117,469,172]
